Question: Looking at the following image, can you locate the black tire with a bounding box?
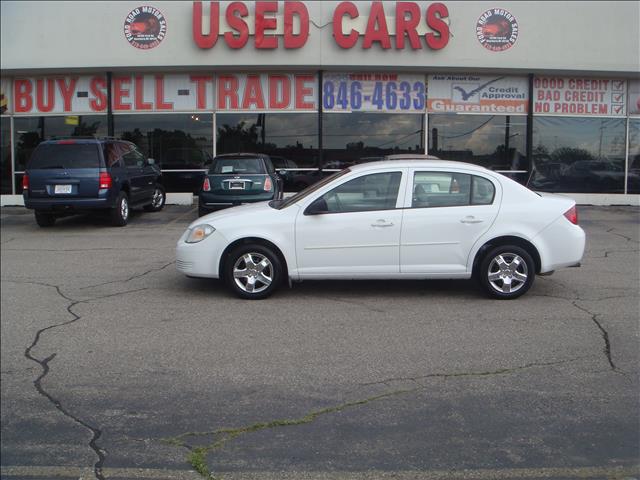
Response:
[110,192,129,227]
[143,184,166,212]
[34,211,56,227]
[223,243,283,300]
[478,245,535,299]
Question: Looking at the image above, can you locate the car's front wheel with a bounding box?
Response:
[224,244,283,300]
[34,211,56,227]
[479,245,535,299]
[144,184,166,212]
[110,192,129,226]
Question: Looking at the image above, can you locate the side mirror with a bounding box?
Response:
[304,197,329,215]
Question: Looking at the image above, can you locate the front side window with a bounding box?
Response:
[320,171,402,213]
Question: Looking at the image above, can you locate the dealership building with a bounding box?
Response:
[1,0,639,205]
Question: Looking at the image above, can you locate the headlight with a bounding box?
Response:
[185,224,215,243]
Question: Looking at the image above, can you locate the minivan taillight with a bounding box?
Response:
[22,174,29,191]
[202,177,211,192]
[563,205,578,225]
[99,172,112,189]
[264,177,273,192]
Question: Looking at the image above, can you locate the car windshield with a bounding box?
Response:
[210,158,266,174]
[28,143,102,169]
[271,169,351,210]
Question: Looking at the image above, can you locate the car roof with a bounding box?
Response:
[349,158,494,173]
[40,137,133,145]
[214,153,270,160]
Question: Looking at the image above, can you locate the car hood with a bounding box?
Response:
[188,201,283,229]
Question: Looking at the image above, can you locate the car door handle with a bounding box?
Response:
[371,220,394,227]
[460,216,484,224]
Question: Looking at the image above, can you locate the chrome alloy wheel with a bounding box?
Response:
[121,197,129,220]
[487,253,528,294]
[151,188,164,208]
[233,253,273,294]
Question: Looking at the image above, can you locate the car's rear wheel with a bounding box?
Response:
[479,245,535,299]
[34,211,56,227]
[224,244,283,300]
[144,184,166,212]
[110,192,129,226]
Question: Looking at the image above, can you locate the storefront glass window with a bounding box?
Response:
[1,118,11,194]
[628,118,640,194]
[13,115,108,193]
[114,113,213,193]
[529,117,627,193]
[322,113,424,169]
[216,113,318,168]
[428,114,528,183]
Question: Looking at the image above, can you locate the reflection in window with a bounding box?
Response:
[1,117,11,194]
[114,113,213,193]
[428,114,528,181]
[114,114,213,169]
[412,172,471,208]
[320,171,401,213]
[216,113,318,169]
[628,118,640,194]
[529,117,626,193]
[13,115,107,172]
[322,113,424,169]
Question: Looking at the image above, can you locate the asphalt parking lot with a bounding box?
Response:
[1,205,639,480]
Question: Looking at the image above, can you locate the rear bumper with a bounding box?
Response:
[23,196,113,211]
[198,192,274,211]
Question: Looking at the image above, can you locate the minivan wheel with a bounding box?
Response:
[111,192,129,226]
[34,211,56,227]
[479,245,535,299]
[224,244,283,300]
[144,184,166,212]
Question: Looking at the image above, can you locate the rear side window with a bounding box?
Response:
[28,143,102,169]
[210,158,266,174]
[472,176,496,205]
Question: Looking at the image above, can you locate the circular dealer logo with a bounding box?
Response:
[124,6,167,50]
[476,9,518,52]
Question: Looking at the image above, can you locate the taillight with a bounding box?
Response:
[98,172,112,189]
[202,177,211,192]
[22,174,29,191]
[563,205,578,225]
[264,177,273,192]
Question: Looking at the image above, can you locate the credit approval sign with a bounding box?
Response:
[427,74,528,114]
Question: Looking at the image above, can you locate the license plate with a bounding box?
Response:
[54,184,72,194]
[229,181,245,190]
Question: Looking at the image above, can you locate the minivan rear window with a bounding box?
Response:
[28,143,102,170]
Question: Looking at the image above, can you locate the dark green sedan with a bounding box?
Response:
[198,153,284,216]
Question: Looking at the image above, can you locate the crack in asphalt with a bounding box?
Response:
[14,280,149,480]
[164,358,587,479]
[79,261,175,290]
[605,227,640,244]
[571,301,621,373]
[358,356,593,387]
[588,248,640,259]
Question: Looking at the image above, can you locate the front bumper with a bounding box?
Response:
[176,229,228,279]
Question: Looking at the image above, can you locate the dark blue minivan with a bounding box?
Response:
[23,138,165,227]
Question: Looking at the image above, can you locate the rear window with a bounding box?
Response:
[210,158,266,174]
[28,143,102,170]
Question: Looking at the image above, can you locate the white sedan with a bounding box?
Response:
[177,158,585,300]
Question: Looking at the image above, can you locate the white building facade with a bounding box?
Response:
[1,1,639,204]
